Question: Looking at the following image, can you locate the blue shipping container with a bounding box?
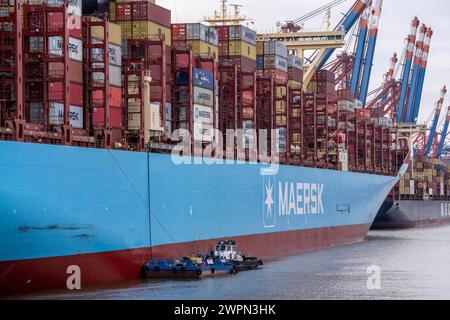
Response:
[193,68,214,90]
[257,55,264,70]
[176,72,189,86]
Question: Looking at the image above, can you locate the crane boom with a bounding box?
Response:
[303,0,372,87]
[350,8,370,96]
[425,86,446,155]
[411,27,433,123]
[358,0,383,106]
[405,24,427,123]
[396,17,420,123]
[437,106,450,158]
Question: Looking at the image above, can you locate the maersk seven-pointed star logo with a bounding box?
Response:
[265,181,274,218]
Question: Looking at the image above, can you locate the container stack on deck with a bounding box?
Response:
[0,0,405,176]
[399,157,450,200]
[109,0,171,149]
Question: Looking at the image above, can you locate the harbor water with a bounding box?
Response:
[32,225,450,300]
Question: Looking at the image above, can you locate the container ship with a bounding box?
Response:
[0,0,410,295]
[374,92,450,229]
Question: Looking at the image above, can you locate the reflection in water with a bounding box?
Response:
[39,225,450,300]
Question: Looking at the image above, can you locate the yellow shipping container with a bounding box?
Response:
[132,21,172,45]
[115,21,172,45]
[115,0,155,3]
[186,40,219,61]
[228,40,256,60]
[276,101,287,113]
[92,21,122,46]
[288,80,302,88]
[276,86,287,98]
[116,21,133,40]
[276,116,287,126]
[256,41,264,55]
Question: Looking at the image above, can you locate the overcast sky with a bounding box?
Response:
[159,0,450,123]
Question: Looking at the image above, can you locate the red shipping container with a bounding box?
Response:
[355,109,372,119]
[48,82,64,101]
[198,61,215,73]
[258,69,288,85]
[242,107,254,120]
[218,41,229,56]
[131,1,171,27]
[172,24,187,41]
[288,67,303,83]
[93,106,122,129]
[216,26,229,41]
[70,60,83,83]
[241,90,254,105]
[176,53,190,68]
[219,55,256,72]
[115,3,132,20]
[110,87,122,107]
[70,82,83,106]
[47,81,83,105]
[48,12,82,38]
[93,87,122,107]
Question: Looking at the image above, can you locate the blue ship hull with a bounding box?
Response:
[0,141,399,294]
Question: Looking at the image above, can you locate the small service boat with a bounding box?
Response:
[142,240,263,279]
[213,240,264,271]
[142,257,237,279]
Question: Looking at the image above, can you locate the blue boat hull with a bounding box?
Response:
[0,141,398,294]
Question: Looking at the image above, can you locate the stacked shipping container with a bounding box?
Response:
[257,41,289,85]
[216,25,257,72]
[109,0,171,44]
[23,0,84,129]
[172,23,218,61]
[0,0,403,175]
[90,20,123,132]
[400,157,450,200]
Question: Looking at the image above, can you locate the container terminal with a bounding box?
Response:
[0,0,446,295]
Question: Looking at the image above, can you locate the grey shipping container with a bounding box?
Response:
[29,102,44,124]
[288,54,303,70]
[229,25,257,46]
[264,55,288,72]
[186,23,218,46]
[264,41,288,58]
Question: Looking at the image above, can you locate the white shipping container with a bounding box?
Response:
[92,39,122,67]
[165,103,172,121]
[165,120,172,138]
[92,65,122,87]
[178,107,188,122]
[48,36,83,62]
[193,104,213,124]
[193,123,214,142]
[193,86,214,107]
[49,103,84,129]
[410,180,415,195]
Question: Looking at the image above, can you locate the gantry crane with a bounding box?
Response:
[424,86,447,156]
[258,0,373,88]
[436,106,450,158]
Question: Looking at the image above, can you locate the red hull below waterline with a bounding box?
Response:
[0,223,371,297]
